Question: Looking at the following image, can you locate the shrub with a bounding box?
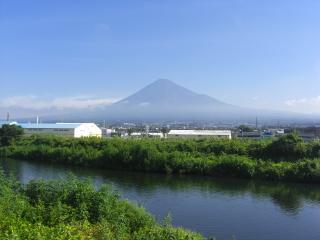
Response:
[0,172,204,239]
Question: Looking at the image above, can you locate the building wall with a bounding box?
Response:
[22,123,102,138]
[74,123,102,138]
[101,128,113,138]
[167,134,231,139]
[24,128,75,137]
[236,132,261,140]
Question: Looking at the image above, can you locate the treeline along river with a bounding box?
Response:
[2,134,320,183]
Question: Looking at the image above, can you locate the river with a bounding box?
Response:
[1,158,319,240]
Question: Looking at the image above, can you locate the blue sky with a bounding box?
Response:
[1,0,320,115]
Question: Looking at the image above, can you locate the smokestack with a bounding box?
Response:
[6,112,9,122]
[36,116,39,125]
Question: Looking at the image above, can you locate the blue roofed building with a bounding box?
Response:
[0,122,102,138]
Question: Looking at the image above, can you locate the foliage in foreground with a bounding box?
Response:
[0,172,204,240]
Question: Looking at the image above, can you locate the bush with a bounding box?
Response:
[0,124,24,146]
[265,134,307,161]
[0,172,204,240]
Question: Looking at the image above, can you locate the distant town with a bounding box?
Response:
[1,117,320,141]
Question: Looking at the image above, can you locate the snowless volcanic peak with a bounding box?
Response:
[116,79,228,107]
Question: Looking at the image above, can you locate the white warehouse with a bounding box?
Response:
[168,130,232,139]
[19,123,102,138]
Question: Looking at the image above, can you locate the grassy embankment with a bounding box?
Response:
[1,133,320,183]
[0,171,204,240]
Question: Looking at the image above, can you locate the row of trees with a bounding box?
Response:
[1,124,320,182]
[1,132,320,183]
[8,130,320,161]
[2,124,319,162]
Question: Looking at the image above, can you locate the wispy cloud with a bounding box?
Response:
[0,96,119,110]
[285,96,320,107]
[284,96,320,114]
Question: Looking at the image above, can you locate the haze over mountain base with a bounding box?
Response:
[2,79,319,123]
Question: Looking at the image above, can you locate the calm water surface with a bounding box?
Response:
[1,158,320,240]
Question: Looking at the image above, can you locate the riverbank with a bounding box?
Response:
[2,158,320,239]
[1,134,320,183]
[0,170,203,239]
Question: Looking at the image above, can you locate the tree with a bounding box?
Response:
[0,124,24,146]
[266,133,306,160]
[161,127,168,137]
[127,128,134,136]
[238,125,254,132]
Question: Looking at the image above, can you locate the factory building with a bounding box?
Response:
[19,123,102,138]
[167,130,232,139]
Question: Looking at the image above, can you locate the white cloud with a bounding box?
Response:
[0,96,119,110]
[284,96,320,114]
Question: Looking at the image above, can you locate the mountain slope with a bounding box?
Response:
[102,79,243,121]
[33,79,314,122]
[115,79,232,109]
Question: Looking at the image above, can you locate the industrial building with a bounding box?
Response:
[148,132,164,138]
[296,127,320,141]
[16,123,101,138]
[101,128,115,138]
[167,130,232,139]
[236,131,261,140]
[129,132,164,139]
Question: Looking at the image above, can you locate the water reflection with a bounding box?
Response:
[2,159,320,239]
[1,158,319,215]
